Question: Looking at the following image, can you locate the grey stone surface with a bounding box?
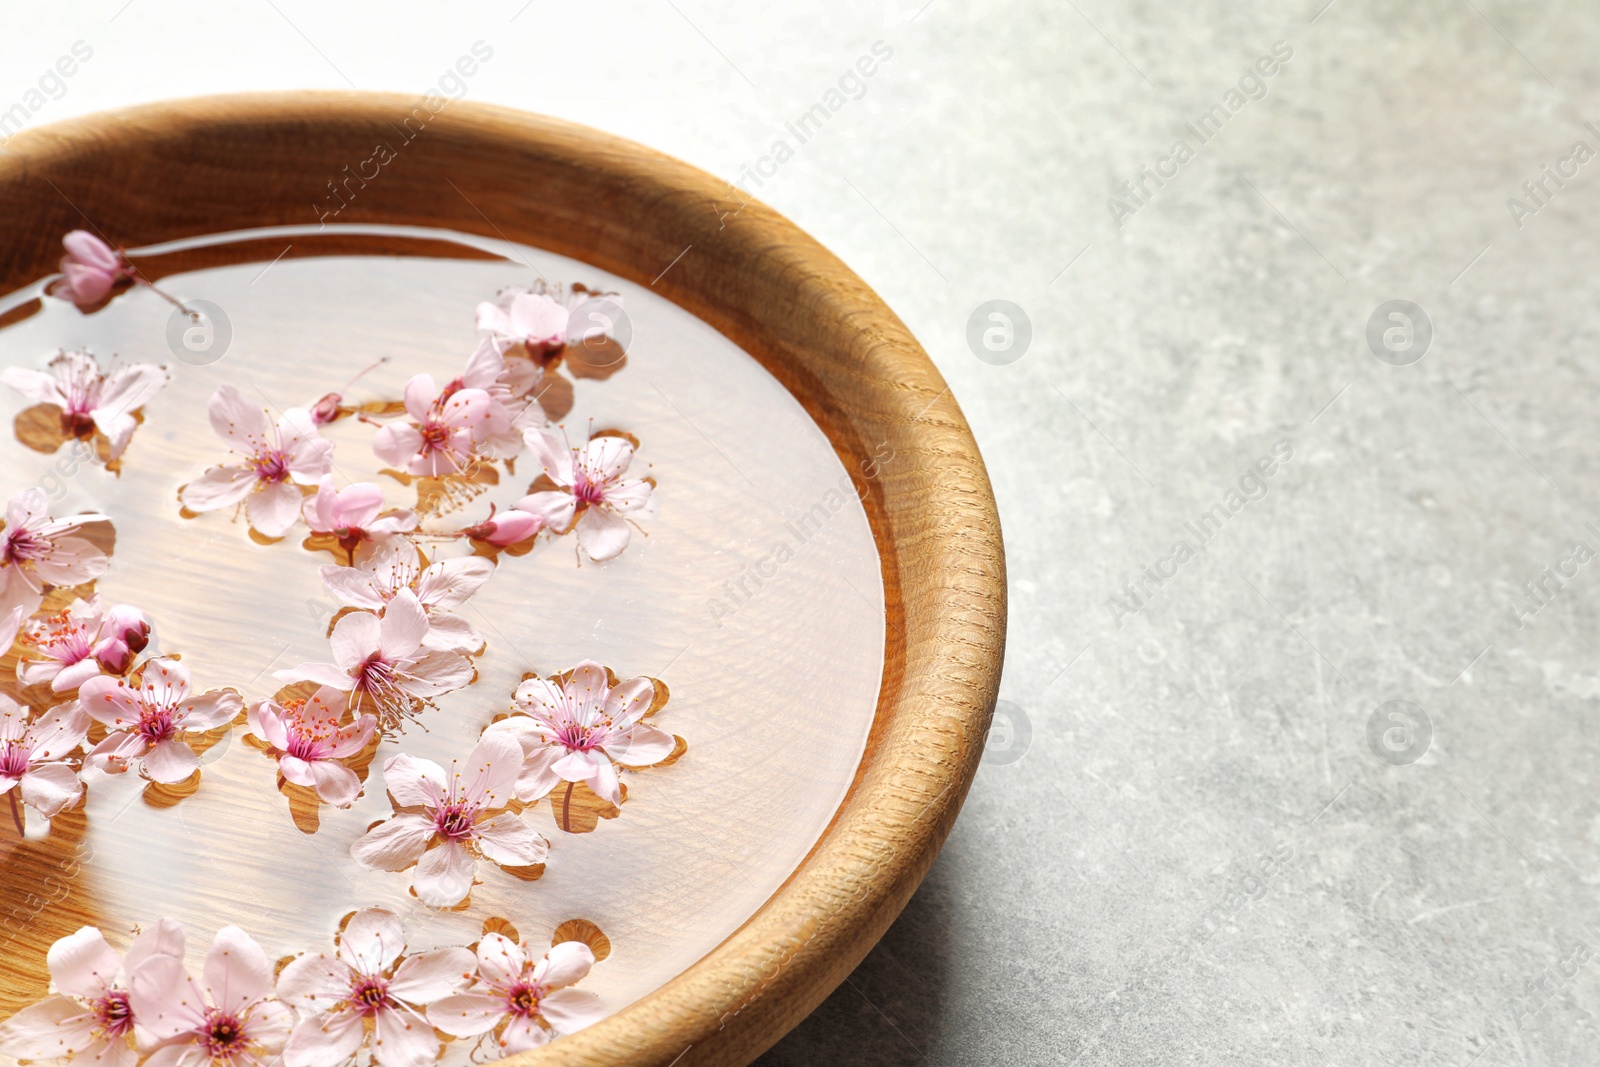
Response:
[12,1,1600,1063]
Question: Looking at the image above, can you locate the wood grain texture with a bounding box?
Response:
[0,93,1006,1067]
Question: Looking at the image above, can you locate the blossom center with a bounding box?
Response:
[27,610,94,664]
[419,419,455,453]
[137,708,177,746]
[347,975,391,1016]
[572,473,606,505]
[200,1008,247,1060]
[249,450,289,483]
[433,800,477,841]
[0,741,29,779]
[93,990,134,1039]
[506,981,543,1018]
[1,525,50,564]
[556,719,611,753]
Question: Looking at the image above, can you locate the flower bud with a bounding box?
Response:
[93,605,150,673]
[465,508,542,546]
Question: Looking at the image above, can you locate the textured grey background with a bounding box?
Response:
[10,1,1600,1063]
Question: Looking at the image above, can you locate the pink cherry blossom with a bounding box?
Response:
[0,350,168,459]
[275,590,473,731]
[0,488,113,620]
[485,661,674,807]
[318,538,493,654]
[371,375,494,477]
[0,694,89,830]
[51,231,131,308]
[180,386,334,538]
[476,289,572,359]
[129,926,294,1067]
[278,908,474,1067]
[428,936,604,1055]
[247,687,376,807]
[351,733,547,907]
[446,344,545,459]
[16,597,151,692]
[302,475,417,555]
[0,919,186,1067]
[81,658,243,784]
[461,504,543,547]
[519,430,655,562]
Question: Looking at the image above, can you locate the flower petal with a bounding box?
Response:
[339,909,406,975]
[349,814,435,872]
[283,1009,365,1067]
[424,993,503,1038]
[380,753,446,809]
[388,946,475,1005]
[412,840,475,907]
[576,506,631,561]
[276,954,355,1012]
[472,813,547,868]
[537,941,596,991]
[246,480,303,538]
[538,987,606,1034]
[207,385,274,455]
[202,926,273,1015]
[372,1005,441,1067]
[20,762,83,818]
[174,688,242,731]
[0,996,98,1058]
[180,466,257,512]
[309,760,362,807]
[141,739,198,784]
[473,934,524,991]
[47,927,121,999]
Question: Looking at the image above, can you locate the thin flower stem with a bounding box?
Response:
[561,781,574,834]
[132,276,196,317]
[9,791,23,836]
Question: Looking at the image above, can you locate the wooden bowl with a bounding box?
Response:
[0,93,1005,1067]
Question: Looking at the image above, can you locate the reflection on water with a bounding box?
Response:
[0,227,884,1057]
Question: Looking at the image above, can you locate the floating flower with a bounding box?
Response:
[476,288,572,360]
[275,590,473,731]
[81,658,243,784]
[128,925,294,1067]
[0,694,90,830]
[486,661,673,807]
[518,430,655,562]
[302,476,417,555]
[351,733,547,907]
[51,231,130,308]
[461,504,543,548]
[180,386,334,538]
[278,908,474,1067]
[371,375,493,478]
[16,596,150,692]
[318,538,493,654]
[428,936,604,1055]
[444,345,545,459]
[0,487,112,619]
[0,920,186,1067]
[0,350,168,460]
[247,687,376,807]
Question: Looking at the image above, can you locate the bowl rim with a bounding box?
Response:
[0,92,1006,1067]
